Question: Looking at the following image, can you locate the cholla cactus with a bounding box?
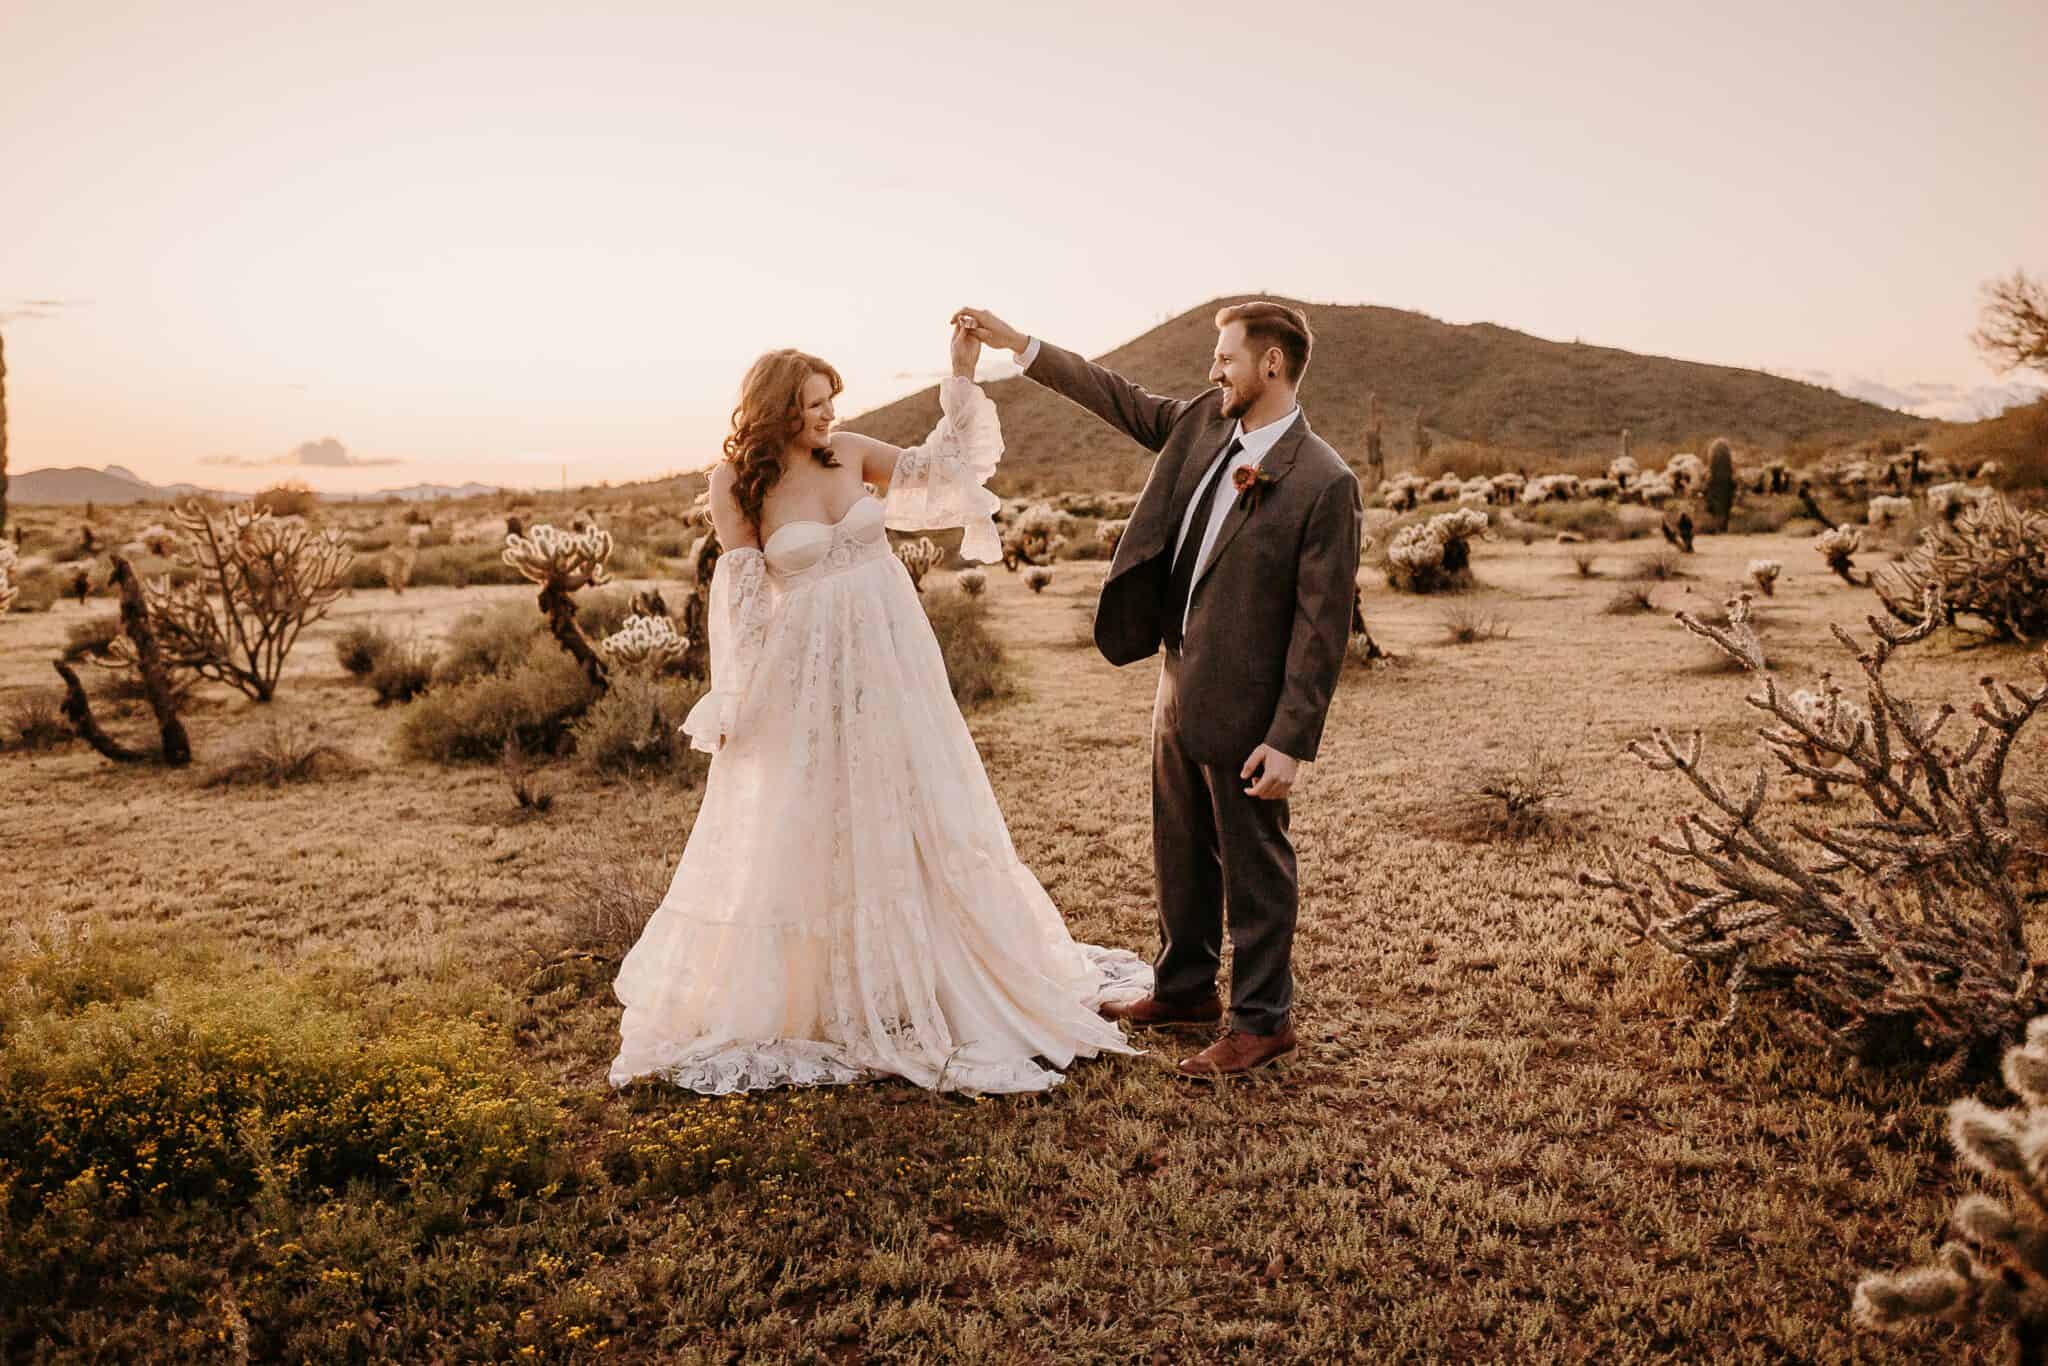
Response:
[1666,452,1705,493]
[380,547,416,594]
[108,500,352,702]
[1386,508,1491,593]
[504,522,614,689]
[600,613,687,670]
[895,535,943,591]
[1423,473,1462,504]
[1633,473,1678,505]
[1380,472,1427,512]
[137,524,175,555]
[0,540,17,614]
[1854,1018,2048,1358]
[1022,565,1052,594]
[1867,494,1913,529]
[1583,477,1620,501]
[1675,591,1767,672]
[1488,472,1526,505]
[1747,558,1782,597]
[505,523,612,591]
[1581,596,2048,1075]
[956,567,987,598]
[1923,482,1983,524]
[1001,504,1068,569]
[1608,454,1639,487]
[1097,518,1128,555]
[1877,492,2048,643]
[1815,524,1864,583]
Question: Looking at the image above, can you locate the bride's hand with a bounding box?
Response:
[949,318,981,379]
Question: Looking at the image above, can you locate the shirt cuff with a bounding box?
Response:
[1017,336,1042,370]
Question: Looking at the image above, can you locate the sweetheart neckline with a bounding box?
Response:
[762,493,880,552]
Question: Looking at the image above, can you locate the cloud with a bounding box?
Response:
[0,296,91,323]
[200,437,402,469]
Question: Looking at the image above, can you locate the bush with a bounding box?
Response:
[333,621,393,676]
[436,601,546,685]
[251,482,318,518]
[60,613,121,662]
[1524,501,1623,540]
[0,931,564,1226]
[569,670,709,777]
[398,649,598,762]
[369,637,437,705]
[203,717,361,787]
[6,693,70,751]
[923,586,1013,707]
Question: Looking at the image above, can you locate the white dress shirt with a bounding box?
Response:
[1016,334,1298,638]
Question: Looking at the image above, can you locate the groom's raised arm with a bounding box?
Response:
[953,308,1196,454]
[1016,338,1196,454]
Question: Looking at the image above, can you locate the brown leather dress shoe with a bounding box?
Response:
[1177,1024,1298,1078]
[1099,992,1225,1028]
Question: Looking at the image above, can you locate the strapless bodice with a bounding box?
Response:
[762,494,891,584]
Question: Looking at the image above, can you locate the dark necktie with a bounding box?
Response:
[1162,436,1242,650]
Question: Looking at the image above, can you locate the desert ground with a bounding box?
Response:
[3,505,2042,1362]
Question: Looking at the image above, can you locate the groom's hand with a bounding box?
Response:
[951,307,1027,354]
[1241,744,1299,800]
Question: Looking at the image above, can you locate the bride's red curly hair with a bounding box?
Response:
[722,349,843,534]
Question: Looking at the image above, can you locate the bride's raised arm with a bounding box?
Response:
[828,321,1004,563]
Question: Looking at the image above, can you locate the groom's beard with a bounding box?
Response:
[1220,374,1268,420]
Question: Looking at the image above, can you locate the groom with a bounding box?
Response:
[954,301,1362,1077]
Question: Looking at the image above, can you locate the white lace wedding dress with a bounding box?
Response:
[607,378,1152,1095]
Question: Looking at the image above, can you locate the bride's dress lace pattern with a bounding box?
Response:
[610,391,1151,1096]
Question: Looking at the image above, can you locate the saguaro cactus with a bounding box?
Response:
[1704,437,1736,532]
[1362,392,1385,494]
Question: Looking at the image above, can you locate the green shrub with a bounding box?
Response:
[436,601,545,685]
[408,543,526,589]
[0,947,563,1228]
[569,670,709,777]
[369,637,436,705]
[1524,501,1623,539]
[1726,495,1804,535]
[398,649,597,762]
[923,586,1013,707]
[333,621,393,675]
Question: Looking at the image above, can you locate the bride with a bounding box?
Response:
[607,319,1152,1094]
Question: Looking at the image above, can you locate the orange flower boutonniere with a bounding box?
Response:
[1232,463,1275,510]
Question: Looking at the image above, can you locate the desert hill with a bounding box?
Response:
[842,296,1929,494]
[10,464,500,506]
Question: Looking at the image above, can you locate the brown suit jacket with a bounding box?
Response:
[1022,340,1362,767]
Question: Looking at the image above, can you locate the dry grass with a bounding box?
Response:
[1437,600,1512,645]
[0,528,2041,1360]
[201,715,362,787]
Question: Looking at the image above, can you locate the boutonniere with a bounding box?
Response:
[1232,463,1275,510]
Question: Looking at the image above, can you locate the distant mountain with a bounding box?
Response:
[10,465,210,506]
[843,297,1931,493]
[11,466,501,506]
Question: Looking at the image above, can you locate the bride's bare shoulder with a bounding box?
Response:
[704,462,758,549]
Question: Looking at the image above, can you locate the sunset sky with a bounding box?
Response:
[3,0,2042,493]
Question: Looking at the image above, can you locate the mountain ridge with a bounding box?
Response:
[843,296,1931,494]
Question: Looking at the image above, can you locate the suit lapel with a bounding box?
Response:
[1192,410,1308,591]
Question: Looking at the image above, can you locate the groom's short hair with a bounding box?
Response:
[1214,301,1313,384]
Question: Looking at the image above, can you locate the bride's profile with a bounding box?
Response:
[607,319,1152,1094]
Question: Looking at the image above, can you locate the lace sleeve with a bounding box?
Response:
[680,546,774,755]
[881,376,1004,563]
